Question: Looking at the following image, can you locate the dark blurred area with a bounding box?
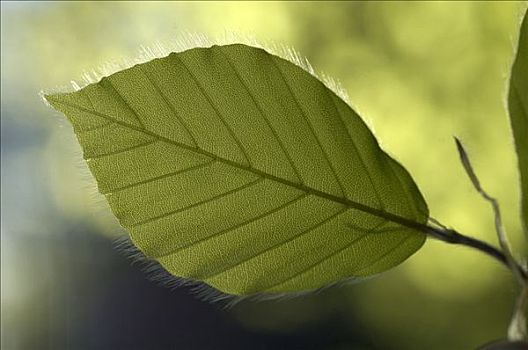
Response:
[2,228,370,350]
[1,2,526,349]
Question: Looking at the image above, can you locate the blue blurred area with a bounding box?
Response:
[2,228,369,350]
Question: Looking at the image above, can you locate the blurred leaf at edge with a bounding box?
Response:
[508,9,528,238]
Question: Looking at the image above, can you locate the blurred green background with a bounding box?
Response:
[1,1,527,349]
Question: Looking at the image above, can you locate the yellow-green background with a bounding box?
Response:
[1,1,527,349]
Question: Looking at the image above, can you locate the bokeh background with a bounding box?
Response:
[2,1,527,349]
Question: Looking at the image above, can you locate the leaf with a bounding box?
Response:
[508,9,528,237]
[45,44,428,296]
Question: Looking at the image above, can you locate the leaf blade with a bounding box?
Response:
[45,44,428,295]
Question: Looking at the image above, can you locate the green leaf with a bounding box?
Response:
[508,9,528,237]
[45,44,428,296]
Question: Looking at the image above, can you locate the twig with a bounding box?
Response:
[454,137,525,285]
[454,137,527,341]
[425,225,527,281]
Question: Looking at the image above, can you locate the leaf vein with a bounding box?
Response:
[129,177,264,228]
[269,56,348,198]
[386,158,422,221]
[47,99,427,236]
[77,121,114,134]
[102,78,146,129]
[262,219,391,291]
[156,192,308,259]
[86,139,157,160]
[103,159,216,195]
[203,205,348,280]
[137,65,200,148]
[352,234,412,275]
[326,92,385,210]
[218,47,304,185]
[172,54,252,167]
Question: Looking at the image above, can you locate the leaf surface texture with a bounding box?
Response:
[46,44,428,295]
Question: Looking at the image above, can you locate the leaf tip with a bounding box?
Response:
[39,89,62,109]
[454,136,469,165]
[454,136,485,195]
[453,136,463,152]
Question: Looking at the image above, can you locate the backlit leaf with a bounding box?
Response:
[45,44,428,296]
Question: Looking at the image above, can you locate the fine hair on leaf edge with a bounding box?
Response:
[40,31,380,139]
[113,235,381,307]
[41,31,394,298]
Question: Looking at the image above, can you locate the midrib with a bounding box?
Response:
[50,98,429,235]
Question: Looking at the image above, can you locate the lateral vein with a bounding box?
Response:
[103,159,215,195]
[269,56,348,198]
[173,54,253,167]
[218,47,305,185]
[204,205,348,280]
[47,99,429,236]
[129,177,264,228]
[156,192,309,260]
[262,219,390,291]
[86,139,157,161]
